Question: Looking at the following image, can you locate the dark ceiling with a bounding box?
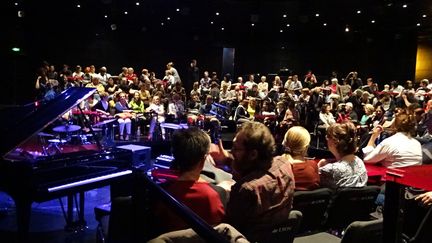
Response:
[3,0,432,104]
[8,0,432,46]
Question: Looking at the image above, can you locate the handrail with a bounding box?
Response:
[141,173,230,243]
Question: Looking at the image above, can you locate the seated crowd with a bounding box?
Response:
[35,62,432,241]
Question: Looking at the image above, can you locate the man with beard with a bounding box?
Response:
[211,122,295,242]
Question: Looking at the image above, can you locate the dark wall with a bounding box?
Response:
[5,22,418,104]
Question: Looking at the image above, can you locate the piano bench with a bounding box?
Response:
[94,203,111,222]
[95,203,111,243]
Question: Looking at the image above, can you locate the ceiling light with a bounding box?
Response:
[110,24,117,31]
[371,20,375,23]
[136,2,139,6]
[210,21,214,24]
[15,2,18,6]
[402,4,407,8]
[251,23,255,26]
[345,26,350,32]
[77,4,81,8]
[167,17,171,20]
[176,8,180,12]
[315,13,320,17]
[357,10,361,14]
[417,23,421,26]
[286,24,290,27]
[280,29,283,33]
[283,14,287,18]
[104,15,108,18]
[161,22,164,26]
[423,14,427,18]
[124,11,128,15]
[216,12,220,16]
[221,27,224,30]
[323,23,327,26]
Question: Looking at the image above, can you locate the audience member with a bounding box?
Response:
[318,122,367,189]
[282,126,320,190]
[363,108,422,167]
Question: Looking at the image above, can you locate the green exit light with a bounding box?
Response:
[12,47,21,52]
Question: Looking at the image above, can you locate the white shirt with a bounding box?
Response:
[148,103,165,123]
[362,132,422,168]
[244,81,256,90]
[319,112,336,128]
[168,101,185,118]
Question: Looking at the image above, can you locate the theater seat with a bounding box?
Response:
[326,186,380,231]
[294,219,383,243]
[268,210,303,243]
[292,188,333,234]
[403,205,432,243]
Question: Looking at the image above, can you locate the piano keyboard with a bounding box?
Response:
[48,170,133,192]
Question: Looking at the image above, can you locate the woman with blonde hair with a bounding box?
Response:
[360,104,375,127]
[283,126,320,190]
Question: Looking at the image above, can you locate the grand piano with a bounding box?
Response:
[0,87,133,240]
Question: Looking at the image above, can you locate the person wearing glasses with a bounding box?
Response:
[210,122,294,242]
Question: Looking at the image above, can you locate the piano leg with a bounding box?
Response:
[14,197,32,242]
[78,192,86,227]
[64,193,87,232]
[65,195,74,231]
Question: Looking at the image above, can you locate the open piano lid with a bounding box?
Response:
[0,87,96,158]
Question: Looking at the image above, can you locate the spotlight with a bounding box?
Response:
[104,15,108,18]
[167,17,170,20]
[216,12,220,16]
[371,20,375,23]
[283,14,287,18]
[417,23,421,26]
[124,11,128,15]
[221,27,224,30]
[423,14,427,18]
[345,26,350,32]
[403,4,407,8]
[315,13,320,17]
[357,10,361,14]
[323,23,327,26]
[136,2,139,6]
[77,4,81,8]
[176,8,180,12]
[286,24,290,27]
[280,29,283,33]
